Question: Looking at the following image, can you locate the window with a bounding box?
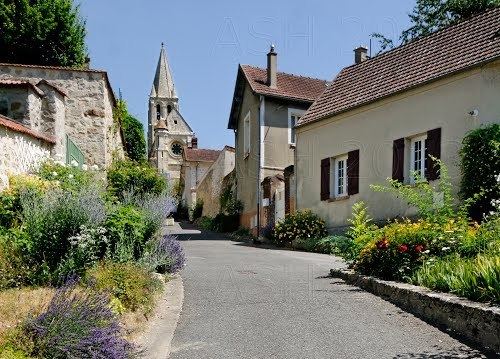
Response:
[288,108,306,145]
[171,142,183,156]
[167,105,172,114]
[243,111,251,156]
[410,135,427,183]
[332,155,348,197]
[156,104,161,120]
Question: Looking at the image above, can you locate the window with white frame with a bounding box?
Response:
[288,108,306,145]
[410,134,427,183]
[331,155,348,197]
[243,111,251,156]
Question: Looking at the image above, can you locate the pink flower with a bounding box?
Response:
[414,244,425,253]
[376,238,389,250]
[398,244,409,253]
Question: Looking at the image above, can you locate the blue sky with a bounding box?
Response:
[80,0,414,150]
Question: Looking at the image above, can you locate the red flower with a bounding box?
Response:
[376,238,389,250]
[398,244,409,253]
[414,244,425,253]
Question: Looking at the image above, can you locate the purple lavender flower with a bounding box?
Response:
[143,235,186,274]
[26,278,138,359]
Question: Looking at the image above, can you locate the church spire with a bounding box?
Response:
[152,43,177,98]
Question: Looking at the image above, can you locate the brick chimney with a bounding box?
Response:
[191,137,198,149]
[267,45,277,88]
[354,46,368,64]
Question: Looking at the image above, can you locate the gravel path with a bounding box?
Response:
[170,226,487,359]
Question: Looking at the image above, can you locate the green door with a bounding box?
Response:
[66,135,85,167]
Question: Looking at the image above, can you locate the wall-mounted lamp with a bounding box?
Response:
[468,109,479,117]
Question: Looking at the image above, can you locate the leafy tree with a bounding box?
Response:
[123,115,147,162]
[373,0,500,54]
[0,0,87,67]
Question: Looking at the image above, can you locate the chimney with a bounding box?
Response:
[267,45,277,88]
[191,137,198,149]
[354,46,368,64]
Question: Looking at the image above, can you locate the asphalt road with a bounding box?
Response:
[169,229,487,359]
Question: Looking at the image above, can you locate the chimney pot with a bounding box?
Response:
[354,46,368,64]
[191,137,198,149]
[267,45,278,88]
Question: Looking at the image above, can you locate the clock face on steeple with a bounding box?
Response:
[171,142,183,156]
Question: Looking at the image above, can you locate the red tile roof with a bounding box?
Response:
[0,114,56,144]
[298,8,500,127]
[184,148,221,162]
[240,65,328,103]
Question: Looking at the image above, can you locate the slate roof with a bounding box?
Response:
[298,7,500,127]
[0,114,56,144]
[184,148,221,163]
[240,65,328,103]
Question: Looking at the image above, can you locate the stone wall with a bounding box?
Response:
[0,64,124,168]
[0,122,53,189]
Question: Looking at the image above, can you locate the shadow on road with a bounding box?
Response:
[393,346,496,358]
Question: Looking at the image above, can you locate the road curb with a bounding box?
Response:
[330,268,500,354]
[137,275,184,359]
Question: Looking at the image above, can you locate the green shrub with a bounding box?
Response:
[37,160,95,192]
[211,213,240,233]
[459,124,500,221]
[0,230,33,289]
[105,205,148,263]
[107,160,167,200]
[273,210,327,246]
[414,254,500,304]
[86,262,162,313]
[122,114,147,162]
[196,216,214,231]
[320,236,357,259]
[190,199,203,221]
[19,187,106,284]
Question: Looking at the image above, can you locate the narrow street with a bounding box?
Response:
[169,226,486,359]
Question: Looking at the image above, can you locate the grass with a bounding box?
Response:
[0,287,55,345]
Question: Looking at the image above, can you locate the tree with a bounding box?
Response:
[0,0,87,67]
[373,0,500,54]
[122,114,147,162]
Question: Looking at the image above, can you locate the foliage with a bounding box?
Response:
[190,199,204,221]
[0,0,87,67]
[122,114,147,162]
[23,279,137,358]
[459,124,500,221]
[371,160,458,224]
[196,216,214,231]
[19,186,106,284]
[219,178,243,215]
[0,175,53,229]
[414,254,500,304]
[0,230,33,289]
[211,213,240,233]
[372,0,500,53]
[86,262,162,314]
[141,235,186,274]
[37,160,97,192]
[107,160,167,200]
[346,202,377,241]
[105,205,147,263]
[273,210,328,246]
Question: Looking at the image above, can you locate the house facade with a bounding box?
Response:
[0,63,125,168]
[180,147,221,209]
[196,146,236,217]
[228,46,328,232]
[295,8,500,231]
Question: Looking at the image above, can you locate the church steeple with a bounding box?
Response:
[152,43,177,99]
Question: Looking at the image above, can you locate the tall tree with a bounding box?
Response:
[373,0,500,54]
[0,0,87,67]
[114,99,147,162]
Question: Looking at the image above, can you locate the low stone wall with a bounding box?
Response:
[330,269,500,354]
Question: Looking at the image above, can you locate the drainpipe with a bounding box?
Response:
[256,95,265,242]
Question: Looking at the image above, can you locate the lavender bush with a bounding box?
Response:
[25,278,138,359]
[141,235,186,274]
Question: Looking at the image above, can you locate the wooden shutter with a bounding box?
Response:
[426,128,441,181]
[392,138,405,182]
[320,158,330,201]
[347,149,360,195]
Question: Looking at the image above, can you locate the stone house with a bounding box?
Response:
[295,8,500,231]
[195,146,236,217]
[0,63,125,168]
[180,147,221,209]
[227,46,328,233]
[0,114,54,189]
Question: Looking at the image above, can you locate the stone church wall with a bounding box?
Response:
[0,65,124,168]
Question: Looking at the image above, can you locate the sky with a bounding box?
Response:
[80,0,415,150]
